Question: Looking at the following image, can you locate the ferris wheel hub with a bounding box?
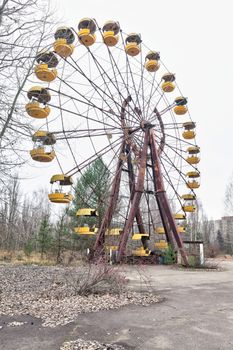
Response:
[140,120,153,130]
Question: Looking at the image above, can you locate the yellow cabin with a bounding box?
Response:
[102,21,120,46]
[186,156,200,165]
[26,101,50,119]
[132,246,151,257]
[48,174,73,204]
[187,146,200,154]
[181,194,196,200]
[76,208,98,216]
[154,240,168,249]
[30,147,55,162]
[186,181,200,189]
[35,51,58,82]
[161,73,175,92]
[30,131,56,163]
[125,33,141,56]
[177,226,186,233]
[186,146,200,164]
[131,233,149,240]
[155,227,165,234]
[78,18,96,46]
[106,228,122,235]
[145,51,160,72]
[173,96,188,115]
[74,226,97,235]
[186,171,200,178]
[26,87,51,119]
[174,213,186,220]
[183,131,196,139]
[53,27,75,57]
[182,205,196,213]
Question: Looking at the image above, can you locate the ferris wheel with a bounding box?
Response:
[25,18,201,265]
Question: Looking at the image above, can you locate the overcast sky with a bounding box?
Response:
[25,0,233,220]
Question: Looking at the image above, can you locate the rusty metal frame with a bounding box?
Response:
[93,97,189,266]
[149,128,189,266]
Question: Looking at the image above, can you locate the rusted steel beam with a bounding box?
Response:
[126,144,148,250]
[93,140,125,257]
[117,129,150,262]
[149,129,189,266]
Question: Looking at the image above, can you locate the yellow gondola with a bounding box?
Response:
[30,131,56,163]
[132,246,151,256]
[76,208,98,216]
[78,18,96,46]
[30,148,55,162]
[26,102,50,119]
[186,155,200,164]
[173,96,188,115]
[186,171,200,178]
[53,27,75,57]
[182,205,196,213]
[183,130,196,139]
[102,21,120,46]
[154,240,168,249]
[106,228,122,235]
[174,213,186,220]
[26,87,51,119]
[48,174,73,204]
[161,73,175,92]
[183,121,196,139]
[186,181,200,189]
[35,51,58,82]
[145,51,160,72]
[187,146,200,154]
[155,227,165,234]
[131,233,149,240]
[74,226,98,235]
[125,33,141,56]
[181,194,196,200]
[186,146,200,164]
[177,226,186,233]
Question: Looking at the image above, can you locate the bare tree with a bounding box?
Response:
[0,0,57,181]
[224,175,233,215]
[0,175,21,249]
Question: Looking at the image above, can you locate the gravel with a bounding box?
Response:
[0,265,159,328]
[60,339,127,350]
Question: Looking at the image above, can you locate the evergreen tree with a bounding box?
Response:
[37,215,52,258]
[70,158,111,252]
[71,157,110,227]
[53,210,72,264]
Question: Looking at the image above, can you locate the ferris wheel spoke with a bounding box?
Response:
[50,78,123,129]
[160,152,193,194]
[63,56,124,122]
[83,46,124,118]
[66,134,125,176]
[47,102,122,130]
[67,56,139,126]
[104,49,141,126]
[94,21,143,126]
[118,31,144,121]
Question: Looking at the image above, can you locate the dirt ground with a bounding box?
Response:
[1,259,233,349]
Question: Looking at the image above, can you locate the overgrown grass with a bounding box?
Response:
[0,250,83,266]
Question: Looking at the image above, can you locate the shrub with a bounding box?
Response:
[163,245,176,265]
[65,262,127,296]
[24,240,34,257]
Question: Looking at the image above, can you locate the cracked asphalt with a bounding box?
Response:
[1,260,233,350]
